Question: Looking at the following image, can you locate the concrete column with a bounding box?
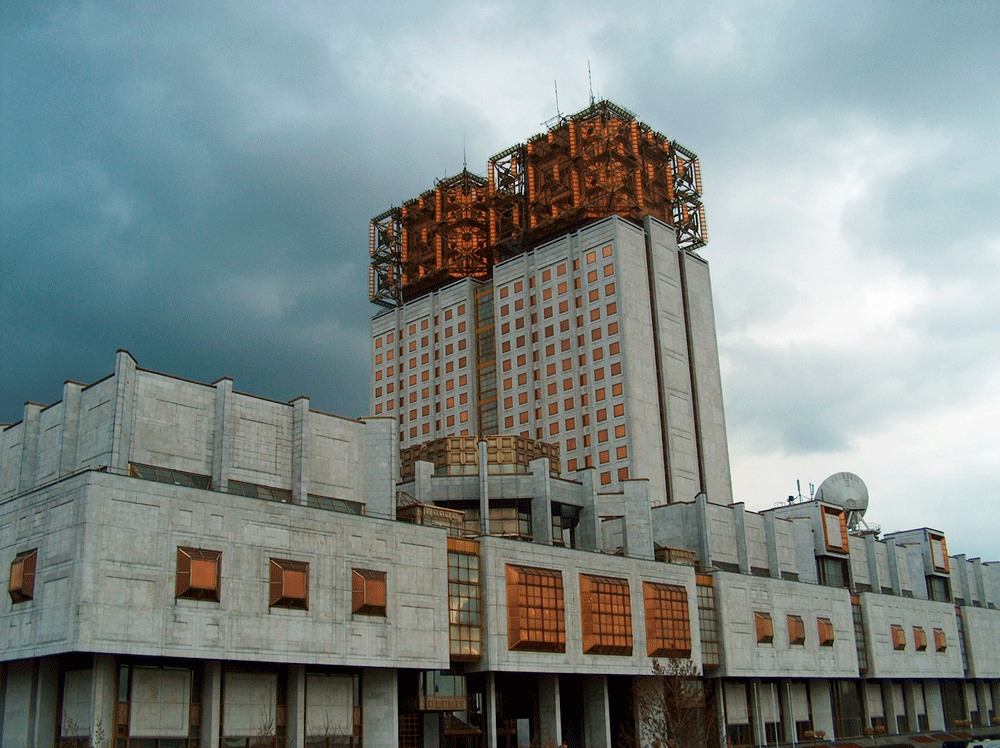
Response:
[764,513,781,578]
[212,378,234,492]
[882,681,900,735]
[18,403,43,494]
[748,680,766,747]
[622,479,654,561]
[582,676,611,748]
[633,676,663,748]
[903,681,920,733]
[778,681,797,746]
[34,658,58,748]
[733,503,750,574]
[412,459,433,505]
[575,467,601,552]
[90,655,116,748]
[975,681,991,727]
[362,668,398,748]
[530,456,553,545]
[695,492,711,569]
[809,681,834,740]
[885,539,902,596]
[925,680,945,731]
[201,660,222,748]
[290,398,310,506]
[865,534,881,591]
[361,416,398,519]
[58,382,84,477]
[1,659,38,748]
[953,555,970,603]
[286,665,305,748]
[972,558,988,609]
[422,712,440,748]
[485,672,498,748]
[478,440,490,535]
[109,349,138,473]
[538,675,561,747]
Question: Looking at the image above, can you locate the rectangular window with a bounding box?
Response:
[129,463,211,490]
[270,558,308,610]
[822,506,848,552]
[788,615,805,645]
[506,565,565,652]
[8,548,37,604]
[913,626,927,651]
[448,538,481,661]
[934,628,947,652]
[929,533,949,572]
[352,569,387,616]
[228,480,292,503]
[580,574,633,656]
[644,581,691,658]
[891,624,906,650]
[176,547,221,602]
[755,612,774,644]
[818,617,835,647]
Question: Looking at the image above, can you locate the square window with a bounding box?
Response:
[644,581,691,658]
[352,569,387,616]
[8,548,37,604]
[506,565,565,652]
[788,614,805,645]
[755,612,773,644]
[580,574,633,655]
[176,547,221,602]
[270,559,308,610]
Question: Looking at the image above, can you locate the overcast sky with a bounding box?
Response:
[3,1,997,560]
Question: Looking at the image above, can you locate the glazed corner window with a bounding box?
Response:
[506,564,565,652]
[130,462,211,489]
[822,506,848,552]
[352,569,386,616]
[175,547,221,602]
[755,612,774,644]
[579,574,633,656]
[270,559,308,610]
[8,548,38,604]
[644,581,691,658]
[913,626,927,652]
[934,628,947,652]
[929,533,949,573]
[891,624,906,651]
[817,617,835,647]
[787,614,805,645]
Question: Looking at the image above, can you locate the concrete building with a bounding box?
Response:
[3,101,1000,748]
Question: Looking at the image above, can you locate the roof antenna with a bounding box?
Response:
[554,80,561,119]
[588,60,595,105]
[463,131,467,172]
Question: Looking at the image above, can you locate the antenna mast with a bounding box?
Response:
[554,80,561,119]
[588,61,595,105]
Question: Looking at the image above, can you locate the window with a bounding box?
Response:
[913,626,927,652]
[788,615,805,645]
[352,569,386,616]
[818,617,835,647]
[8,548,37,603]
[929,533,949,572]
[506,565,565,652]
[580,574,633,655]
[644,582,691,658]
[176,547,221,602]
[307,494,364,515]
[129,463,211,490]
[891,624,906,650]
[269,559,308,610]
[448,538,481,661]
[228,480,292,503]
[934,628,947,652]
[755,612,774,644]
[822,506,848,552]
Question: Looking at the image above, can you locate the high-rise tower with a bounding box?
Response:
[370,101,732,506]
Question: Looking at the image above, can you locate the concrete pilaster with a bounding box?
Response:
[575,467,601,551]
[764,513,781,578]
[778,680,797,746]
[361,417,397,519]
[58,382,84,478]
[286,664,305,748]
[201,660,222,748]
[538,674,561,747]
[485,672,498,748]
[90,655,116,747]
[883,681,901,735]
[886,539,902,595]
[361,668,398,748]
[865,533,882,591]
[18,403,43,494]
[530,456,553,545]
[748,680,766,747]
[34,658,58,748]
[582,675,611,748]
[975,681,991,726]
[903,681,920,732]
[695,492,711,569]
[622,479,654,561]
[109,350,138,473]
[972,558,988,608]
[478,440,490,536]
[733,503,750,574]
[954,555,970,602]
[211,378,233,492]
[290,398,310,506]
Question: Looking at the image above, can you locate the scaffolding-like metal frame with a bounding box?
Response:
[370,100,708,307]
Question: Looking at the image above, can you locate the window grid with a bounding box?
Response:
[448,538,482,661]
[580,574,633,655]
[506,565,565,652]
[696,577,721,669]
[644,581,691,658]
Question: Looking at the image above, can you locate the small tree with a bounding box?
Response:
[620,658,723,748]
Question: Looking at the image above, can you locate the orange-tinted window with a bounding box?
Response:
[644,582,691,658]
[788,614,805,645]
[352,569,387,616]
[270,559,308,610]
[755,612,773,644]
[506,565,565,652]
[176,547,221,602]
[580,574,632,655]
[8,548,37,604]
[891,624,906,650]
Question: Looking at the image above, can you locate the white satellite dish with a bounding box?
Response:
[815,472,869,530]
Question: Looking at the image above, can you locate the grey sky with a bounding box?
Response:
[3,1,997,559]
